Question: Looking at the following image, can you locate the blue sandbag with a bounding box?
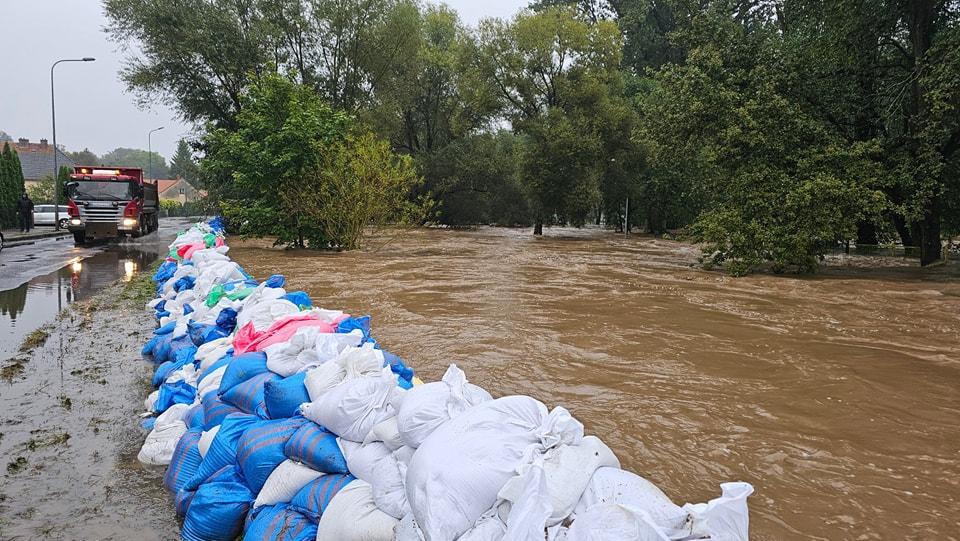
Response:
[142,335,161,356]
[185,403,205,429]
[189,322,230,347]
[141,417,156,430]
[216,307,238,333]
[382,350,415,383]
[337,316,371,341]
[264,373,310,419]
[154,334,193,365]
[202,393,243,430]
[156,310,171,319]
[154,321,176,336]
[174,275,196,292]
[244,504,317,541]
[263,274,286,288]
[154,380,196,413]
[181,466,253,541]
[219,352,269,394]
[183,303,194,316]
[283,291,312,309]
[175,487,195,517]
[200,353,233,383]
[283,422,348,474]
[164,427,203,493]
[289,473,354,522]
[153,260,178,283]
[236,417,307,493]
[221,372,277,418]
[152,345,197,387]
[187,413,261,490]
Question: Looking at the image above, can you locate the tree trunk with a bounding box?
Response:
[893,214,915,247]
[856,221,878,246]
[533,219,543,236]
[919,197,942,266]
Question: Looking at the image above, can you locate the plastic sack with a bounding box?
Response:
[254,459,325,508]
[315,480,399,541]
[340,440,409,519]
[283,421,348,473]
[198,425,221,458]
[219,351,269,394]
[187,413,261,490]
[303,343,384,401]
[265,327,362,377]
[137,420,187,466]
[198,365,227,400]
[573,467,688,534]
[301,372,400,442]
[264,373,311,419]
[237,417,307,493]
[563,503,672,541]
[406,396,583,541]
[396,364,491,449]
[164,427,203,493]
[221,371,277,418]
[181,465,254,541]
[245,504,318,541]
[202,392,244,430]
[682,482,754,541]
[363,417,404,451]
[290,473,355,522]
[154,380,197,413]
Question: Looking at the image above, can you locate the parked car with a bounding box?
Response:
[33,205,70,228]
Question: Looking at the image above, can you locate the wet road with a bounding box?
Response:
[230,226,960,541]
[0,218,193,358]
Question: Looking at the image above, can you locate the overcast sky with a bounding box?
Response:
[0,0,526,161]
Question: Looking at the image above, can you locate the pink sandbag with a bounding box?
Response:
[233,315,338,354]
[183,243,204,261]
[215,237,225,247]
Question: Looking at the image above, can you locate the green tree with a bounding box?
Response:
[169,139,200,187]
[0,143,27,228]
[100,148,170,179]
[67,148,100,165]
[27,177,55,204]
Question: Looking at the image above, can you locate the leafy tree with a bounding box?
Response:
[67,148,100,165]
[100,148,170,179]
[169,139,200,187]
[27,177,55,204]
[0,143,27,227]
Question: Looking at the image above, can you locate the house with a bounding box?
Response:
[157,178,205,203]
[10,138,75,187]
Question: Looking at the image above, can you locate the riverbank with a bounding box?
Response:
[0,270,178,540]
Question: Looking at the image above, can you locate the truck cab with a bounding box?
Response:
[66,167,159,244]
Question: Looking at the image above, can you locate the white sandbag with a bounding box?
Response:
[192,261,249,300]
[396,514,425,541]
[197,365,226,399]
[406,395,583,541]
[155,403,192,429]
[573,467,687,534]
[303,343,384,401]
[265,328,363,377]
[196,337,233,372]
[363,417,405,451]
[235,288,296,332]
[564,504,671,541]
[166,363,200,387]
[458,514,507,541]
[682,482,754,541]
[301,372,400,442]
[254,460,324,508]
[497,436,619,537]
[301,307,347,324]
[340,440,409,519]
[396,364,492,449]
[315,330,365,365]
[315,480,399,541]
[144,390,159,412]
[197,425,221,458]
[190,246,230,265]
[137,420,187,465]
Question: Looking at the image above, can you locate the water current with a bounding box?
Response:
[230,226,960,541]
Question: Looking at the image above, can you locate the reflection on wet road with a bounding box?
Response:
[230,226,960,541]
[0,218,192,358]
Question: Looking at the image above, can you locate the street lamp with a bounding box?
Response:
[51,57,95,230]
[148,126,164,181]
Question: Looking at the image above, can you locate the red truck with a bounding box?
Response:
[66,166,159,245]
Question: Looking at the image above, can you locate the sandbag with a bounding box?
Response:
[221,371,277,418]
[563,503,671,541]
[236,417,307,493]
[363,417,404,451]
[198,425,221,458]
[396,364,491,449]
[682,482,753,541]
[406,396,583,541]
[202,393,243,430]
[573,467,687,534]
[289,473,355,522]
[315,480,399,541]
[340,440,408,519]
[137,420,187,466]
[245,504,318,541]
[264,327,362,377]
[181,466,254,541]
[187,413,261,490]
[283,421,348,473]
[254,460,325,508]
[164,427,203,493]
[301,372,400,442]
[218,351,269,394]
[303,343,385,401]
[264,373,311,419]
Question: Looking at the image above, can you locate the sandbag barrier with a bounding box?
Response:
[138,218,755,541]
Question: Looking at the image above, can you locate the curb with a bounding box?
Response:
[3,232,71,248]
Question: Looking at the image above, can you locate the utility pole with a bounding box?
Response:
[51,57,95,229]
[148,126,165,181]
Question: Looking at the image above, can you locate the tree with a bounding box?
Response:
[67,148,100,166]
[169,139,200,187]
[0,143,26,228]
[100,148,170,179]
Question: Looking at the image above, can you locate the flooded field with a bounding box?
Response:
[229,226,960,541]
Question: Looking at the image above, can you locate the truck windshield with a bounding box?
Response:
[68,181,135,201]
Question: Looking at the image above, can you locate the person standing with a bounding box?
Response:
[16,193,34,232]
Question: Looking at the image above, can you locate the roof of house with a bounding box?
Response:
[157,179,180,195]
[9,139,75,180]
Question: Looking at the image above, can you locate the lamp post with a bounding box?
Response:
[148,126,164,182]
[51,57,95,230]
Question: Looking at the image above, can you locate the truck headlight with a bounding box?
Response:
[70,218,82,226]
[123,218,137,227]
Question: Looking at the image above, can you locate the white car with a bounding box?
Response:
[33,205,70,228]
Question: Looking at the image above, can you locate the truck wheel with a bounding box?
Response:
[73,231,86,246]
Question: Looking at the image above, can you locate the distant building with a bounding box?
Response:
[157,178,205,203]
[10,138,76,187]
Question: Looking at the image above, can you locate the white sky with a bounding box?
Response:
[0,0,527,161]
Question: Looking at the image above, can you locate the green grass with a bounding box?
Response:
[19,327,50,352]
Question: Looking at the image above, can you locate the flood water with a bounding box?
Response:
[230,226,960,541]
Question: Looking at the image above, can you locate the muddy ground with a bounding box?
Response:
[0,271,178,540]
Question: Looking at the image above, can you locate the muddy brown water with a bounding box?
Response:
[230,226,960,541]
